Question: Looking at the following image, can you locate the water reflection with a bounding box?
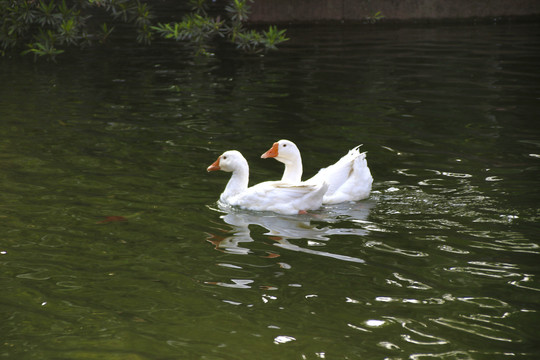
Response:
[207,201,375,263]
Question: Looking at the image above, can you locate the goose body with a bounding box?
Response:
[208,150,327,215]
[261,140,373,204]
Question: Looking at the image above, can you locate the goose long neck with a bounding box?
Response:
[222,162,249,199]
[281,153,303,183]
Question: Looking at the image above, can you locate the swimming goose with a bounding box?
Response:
[261,140,373,204]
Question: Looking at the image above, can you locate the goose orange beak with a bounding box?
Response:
[207,157,221,172]
[261,142,279,158]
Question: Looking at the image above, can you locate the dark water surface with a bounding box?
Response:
[1,22,539,359]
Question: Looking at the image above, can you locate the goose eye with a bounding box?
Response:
[222,156,227,160]
[282,144,287,147]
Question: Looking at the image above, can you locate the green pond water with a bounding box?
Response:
[1,22,539,359]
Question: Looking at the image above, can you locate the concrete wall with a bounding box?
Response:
[249,0,540,23]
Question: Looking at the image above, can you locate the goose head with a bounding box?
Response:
[207,150,247,173]
[261,139,301,165]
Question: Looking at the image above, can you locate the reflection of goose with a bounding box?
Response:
[207,201,374,263]
[206,212,254,255]
[207,150,327,215]
[221,209,331,240]
[261,140,373,204]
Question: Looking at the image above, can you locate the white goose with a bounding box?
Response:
[207,150,328,215]
[261,140,373,204]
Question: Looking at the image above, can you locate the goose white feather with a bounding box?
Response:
[207,150,328,215]
[261,140,373,204]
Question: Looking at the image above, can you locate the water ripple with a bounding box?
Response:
[16,268,51,281]
[509,275,540,292]
[469,234,540,254]
[445,261,523,279]
[410,351,474,360]
[457,297,509,309]
[365,241,429,257]
[401,321,449,346]
[431,317,518,343]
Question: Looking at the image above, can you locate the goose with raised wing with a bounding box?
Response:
[261,140,373,204]
[207,150,328,215]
